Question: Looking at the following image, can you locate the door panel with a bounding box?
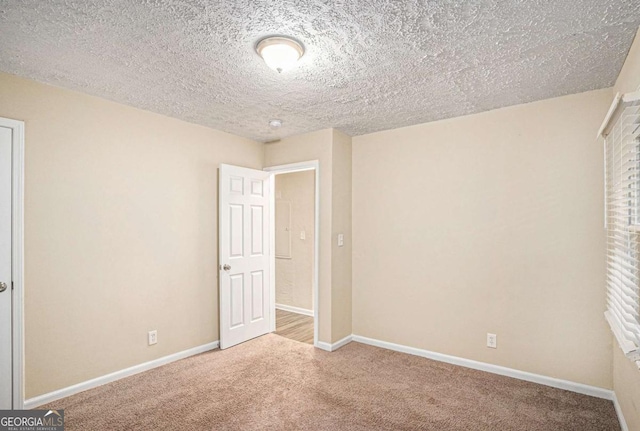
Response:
[251,206,264,256]
[0,126,12,409]
[219,164,271,349]
[251,270,264,321]
[229,204,244,257]
[229,274,244,328]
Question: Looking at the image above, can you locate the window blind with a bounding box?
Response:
[603,92,640,368]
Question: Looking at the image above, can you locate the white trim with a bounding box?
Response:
[275,303,314,317]
[0,117,25,410]
[612,392,629,431]
[264,161,319,175]
[316,335,353,352]
[604,138,607,229]
[598,90,640,138]
[598,92,623,139]
[316,341,332,352]
[352,335,614,400]
[24,341,219,409]
[264,161,320,349]
[268,173,276,333]
[605,310,640,360]
[331,335,353,351]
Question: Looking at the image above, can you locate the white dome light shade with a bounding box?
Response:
[256,37,304,73]
[269,119,282,128]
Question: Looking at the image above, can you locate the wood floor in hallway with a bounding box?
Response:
[275,309,314,344]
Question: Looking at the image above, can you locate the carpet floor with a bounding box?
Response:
[42,334,619,430]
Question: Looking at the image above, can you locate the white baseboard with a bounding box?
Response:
[612,392,629,431]
[316,335,353,352]
[331,335,353,351]
[275,303,314,317]
[316,341,331,351]
[24,341,219,409]
[352,335,614,400]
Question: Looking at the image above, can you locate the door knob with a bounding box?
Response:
[0,282,7,293]
[222,264,231,271]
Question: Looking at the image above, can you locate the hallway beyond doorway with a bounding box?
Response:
[275,310,313,344]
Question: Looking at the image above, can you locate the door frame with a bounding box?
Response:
[0,117,25,409]
[264,161,319,348]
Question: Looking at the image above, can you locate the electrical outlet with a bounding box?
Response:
[300,230,306,240]
[338,233,344,247]
[148,330,158,346]
[487,333,497,349]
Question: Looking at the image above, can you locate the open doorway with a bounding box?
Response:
[265,161,319,347]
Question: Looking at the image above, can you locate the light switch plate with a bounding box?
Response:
[300,231,306,240]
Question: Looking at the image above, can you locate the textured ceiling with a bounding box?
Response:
[1,1,639,142]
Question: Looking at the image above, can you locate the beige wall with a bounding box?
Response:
[0,72,263,398]
[614,27,640,95]
[612,27,640,431]
[614,347,640,430]
[331,130,352,342]
[352,88,613,389]
[275,171,315,311]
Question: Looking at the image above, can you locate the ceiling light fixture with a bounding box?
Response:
[256,36,304,73]
[269,119,283,129]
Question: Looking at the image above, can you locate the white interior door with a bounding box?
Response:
[219,164,271,349]
[0,126,12,408]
